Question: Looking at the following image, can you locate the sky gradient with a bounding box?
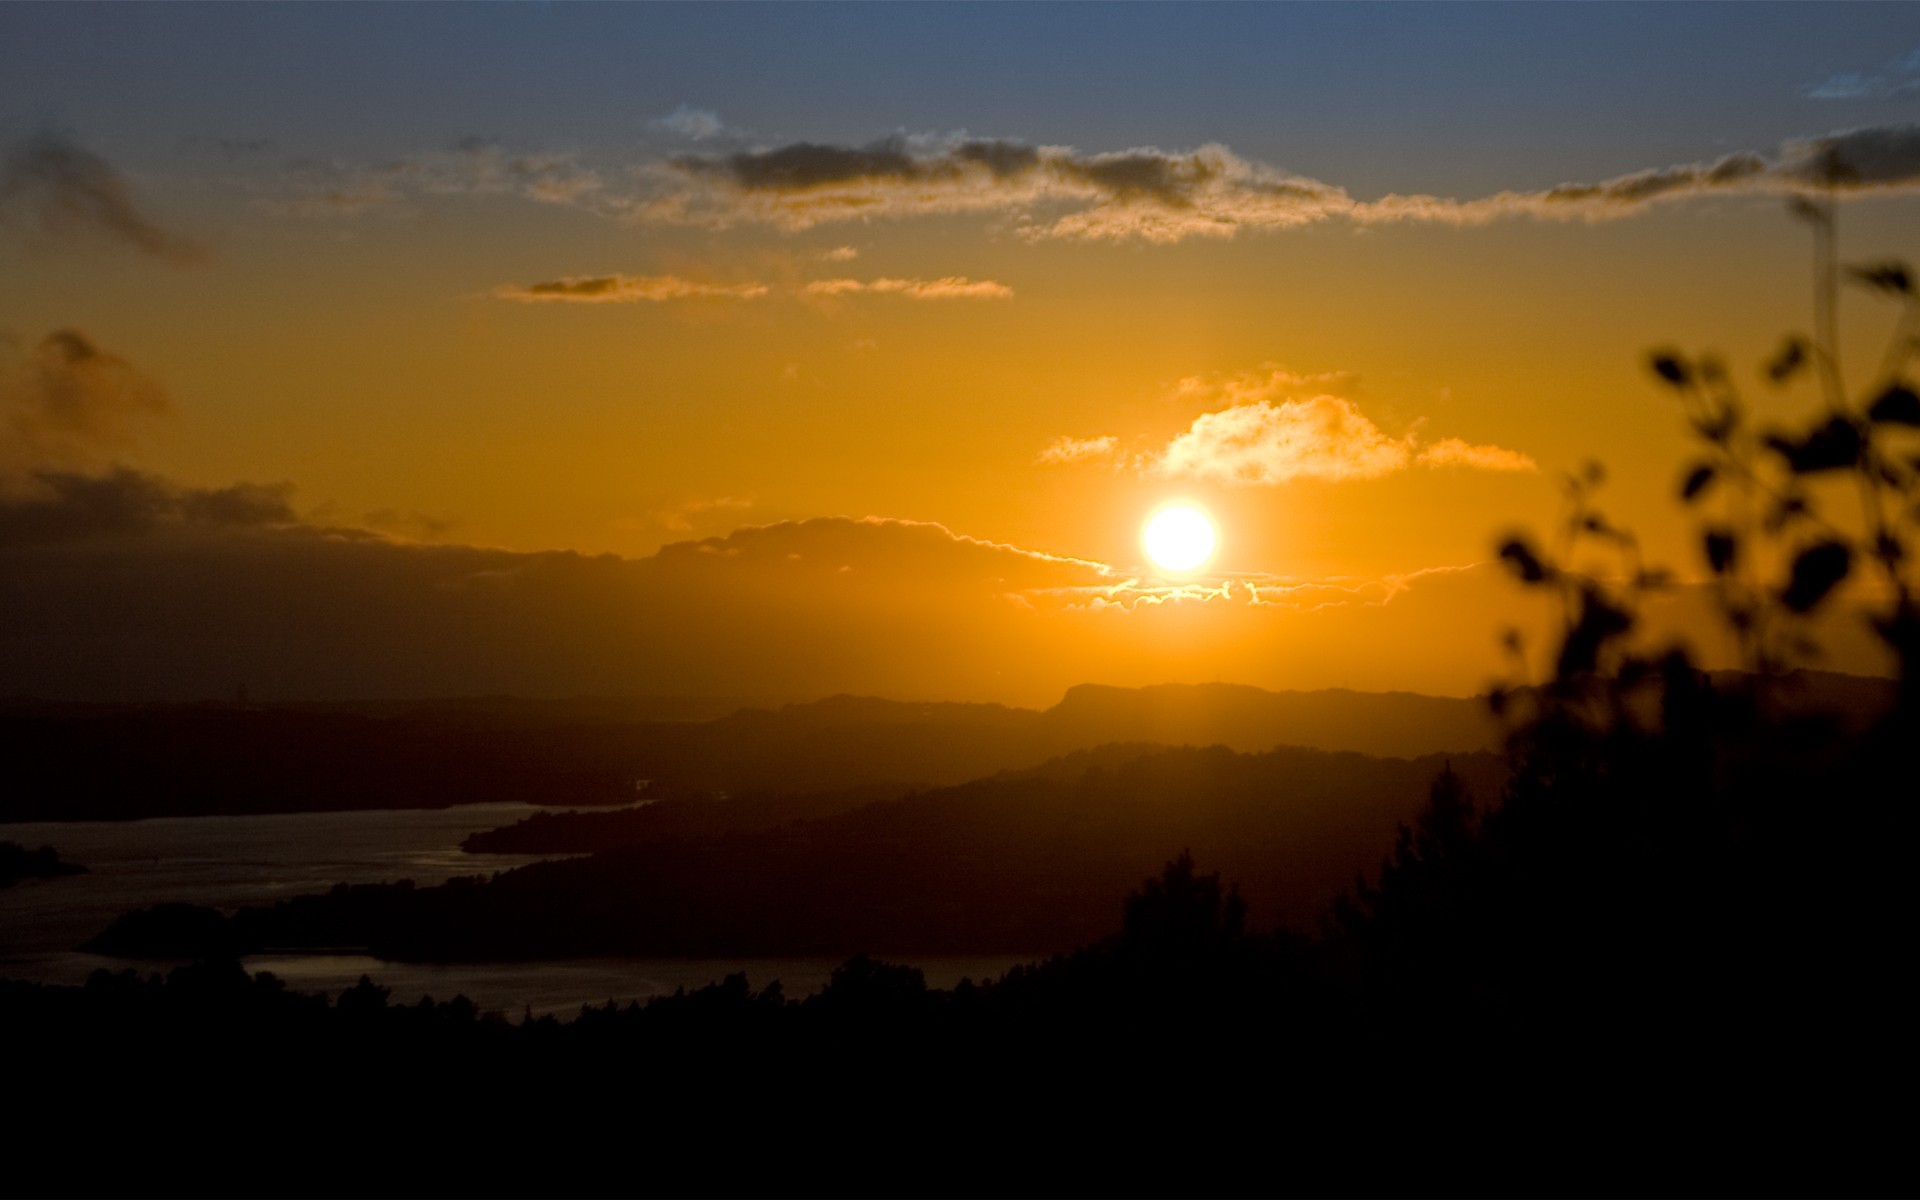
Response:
[4,3,1918,703]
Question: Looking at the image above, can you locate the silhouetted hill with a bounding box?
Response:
[0,841,84,887]
[0,681,1504,823]
[89,744,1506,960]
[1039,681,1500,758]
[461,781,918,854]
[13,674,1887,823]
[0,707,651,822]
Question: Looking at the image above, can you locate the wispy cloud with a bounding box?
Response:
[2,330,171,470]
[800,276,1012,300]
[0,466,293,545]
[0,133,205,263]
[1804,49,1920,102]
[492,274,770,303]
[1035,435,1118,466]
[650,105,728,142]
[259,123,1920,245]
[652,494,755,533]
[644,124,1920,242]
[1416,438,1538,473]
[492,274,1007,304]
[643,136,1351,242]
[264,140,614,219]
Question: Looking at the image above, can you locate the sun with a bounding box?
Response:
[1142,502,1217,573]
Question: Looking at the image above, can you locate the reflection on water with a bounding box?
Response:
[0,804,1030,1015]
[0,803,563,959]
[247,953,1022,1018]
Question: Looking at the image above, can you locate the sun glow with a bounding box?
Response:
[1142,503,1217,573]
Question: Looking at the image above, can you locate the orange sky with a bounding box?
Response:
[4,6,1918,702]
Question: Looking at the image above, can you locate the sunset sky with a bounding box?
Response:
[4,3,1918,704]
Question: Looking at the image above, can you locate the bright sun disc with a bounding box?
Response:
[1143,503,1217,572]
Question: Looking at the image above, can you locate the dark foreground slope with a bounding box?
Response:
[7,839,1906,1199]
[89,745,1506,959]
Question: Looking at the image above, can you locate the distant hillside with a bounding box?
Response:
[1,680,1512,823]
[1038,682,1499,758]
[89,744,1509,960]
[13,673,1890,824]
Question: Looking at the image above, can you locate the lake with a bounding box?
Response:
[0,804,1027,1016]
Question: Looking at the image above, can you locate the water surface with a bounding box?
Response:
[0,804,1028,1015]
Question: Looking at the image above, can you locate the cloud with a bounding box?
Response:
[638,124,1920,242]
[0,467,293,546]
[0,334,297,544]
[1036,435,1119,466]
[653,495,754,533]
[800,276,1013,300]
[644,135,1352,242]
[823,245,860,261]
[651,105,727,142]
[0,502,1134,703]
[1156,395,1414,485]
[2,330,171,469]
[1807,73,1880,102]
[1360,125,1920,225]
[0,133,204,262]
[360,508,454,540]
[1047,366,1533,485]
[0,478,1894,704]
[654,516,1114,592]
[265,141,614,219]
[257,122,1920,243]
[1804,49,1920,102]
[493,274,770,303]
[1416,438,1538,473]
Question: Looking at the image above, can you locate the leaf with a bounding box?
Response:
[1704,527,1738,575]
[1868,383,1920,427]
[1680,462,1717,503]
[1875,532,1906,567]
[1847,262,1913,296]
[1768,416,1864,474]
[1781,541,1852,614]
[1649,351,1691,388]
[1554,586,1634,678]
[1763,492,1809,534]
[1498,537,1549,584]
[1692,405,1738,444]
[1766,337,1808,384]
[1874,607,1920,666]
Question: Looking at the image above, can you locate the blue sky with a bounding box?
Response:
[7,2,1920,194]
